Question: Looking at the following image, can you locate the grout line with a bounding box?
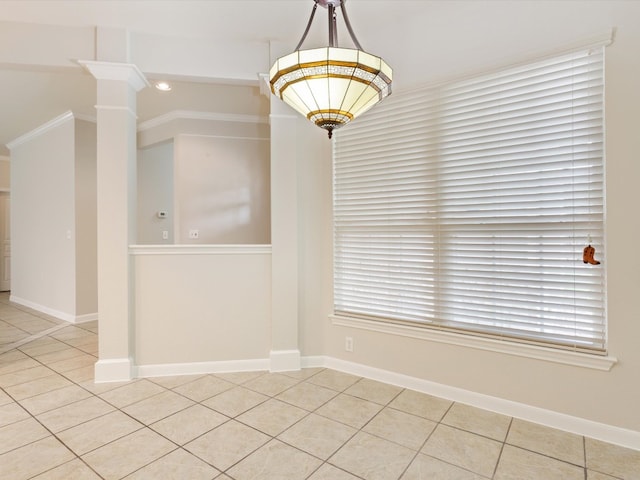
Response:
[0,323,70,355]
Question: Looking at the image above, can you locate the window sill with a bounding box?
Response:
[330,315,618,371]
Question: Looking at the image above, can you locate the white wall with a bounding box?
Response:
[137,141,174,244]
[9,113,97,321]
[10,114,77,318]
[308,1,640,437]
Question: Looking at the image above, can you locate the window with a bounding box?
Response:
[333,45,606,353]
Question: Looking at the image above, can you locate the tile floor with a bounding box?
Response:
[1,292,639,479]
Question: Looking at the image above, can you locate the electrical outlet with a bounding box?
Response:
[188,229,199,239]
[345,336,353,352]
[162,230,169,240]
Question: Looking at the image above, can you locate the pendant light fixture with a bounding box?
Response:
[269,0,392,139]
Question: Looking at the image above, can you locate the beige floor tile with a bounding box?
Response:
[329,431,416,480]
[50,326,95,341]
[495,444,585,480]
[0,417,50,454]
[276,380,338,411]
[62,334,98,348]
[316,393,383,429]
[307,369,361,392]
[237,398,308,436]
[307,463,361,480]
[77,378,131,395]
[34,346,86,364]
[585,437,640,479]
[123,390,195,425]
[151,404,228,445]
[401,453,485,480]
[442,402,511,441]
[202,386,268,417]
[280,367,325,380]
[0,365,53,387]
[345,378,403,405]
[278,412,357,460]
[18,339,69,357]
[0,388,12,406]
[4,372,74,400]
[82,428,176,480]
[507,418,584,466]
[36,395,115,432]
[0,401,30,427]
[213,370,266,385]
[99,379,166,408]
[31,458,102,479]
[172,375,234,402]
[47,353,98,373]
[125,448,220,479]
[389,389,453,422]
[422,424,502,477]
[58,410,144,455]
[0,356,40,376]
[364,407,437,451]
[20,384,92,415]
[64,365,95,383]
[227,439,322,480]
[242,372,300,396]
[184,419,270,471]
[147,374,203,389]
[0,436,75,480]
[587,471,621,480]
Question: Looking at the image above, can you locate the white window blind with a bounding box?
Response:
[333,46,606,352]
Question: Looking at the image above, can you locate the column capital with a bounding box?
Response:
[78,60,149,92]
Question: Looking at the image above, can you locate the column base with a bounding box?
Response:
[94,358,133,383]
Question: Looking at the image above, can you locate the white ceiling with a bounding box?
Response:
[0,0,439,154]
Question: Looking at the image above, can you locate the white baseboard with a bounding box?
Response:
[320,356,640,452]
[269,349,301,372]
[135,358,270,378]
[10,295,98,324]
[124,352,640,451]
[95,358,132,383]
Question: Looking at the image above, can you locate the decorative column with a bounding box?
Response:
[269,92,301,372]
[80,60,148,382]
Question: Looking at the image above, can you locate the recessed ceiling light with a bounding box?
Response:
[155,81,172,92]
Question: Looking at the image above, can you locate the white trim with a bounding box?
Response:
[331,315,618,372]
[129,244,271,255]
[78,60,149,91]
[135,358,270,378]
[6,111,74,150]
[94,105,138,119]
[10,295,96,324]
[257,73,271,98]
[95,358,133,383]
[269,349,301,372]
[74,313,99,324]
[307,355,640,451]
[137,110,269,132]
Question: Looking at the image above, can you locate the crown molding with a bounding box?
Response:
[78,60,149,91]
[137,110,269,132]
[7,111,74,150]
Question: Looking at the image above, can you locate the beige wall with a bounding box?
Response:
[310,1,640,435]
[133,247,271,366]
[174,134,270,244]
[137,141,174,244]
[0,157,9,190]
